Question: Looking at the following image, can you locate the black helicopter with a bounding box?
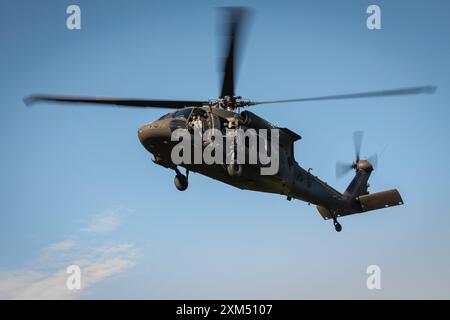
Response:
[25,8,436,232]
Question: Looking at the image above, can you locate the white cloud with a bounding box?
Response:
[0,243,136,300]
[0,207,137,300]
[1,269,73,300]
[81,208,123,233]
[46,240,76,251]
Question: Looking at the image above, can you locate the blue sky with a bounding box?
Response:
[1,0,449,299]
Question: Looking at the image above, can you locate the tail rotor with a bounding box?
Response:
[336,131,378,179]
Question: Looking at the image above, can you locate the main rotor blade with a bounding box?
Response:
[23,94,208,109]
[353,131,363,162]
[219,7,250,98]
[252,86,437,105]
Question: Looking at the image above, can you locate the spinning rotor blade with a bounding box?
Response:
[24,94,208,109]
[353,131,363,162]
[251,86,437,106]
[336,161,353,179]
[336,132,381,179]
[368,153,378,169]
[219,7,250,98]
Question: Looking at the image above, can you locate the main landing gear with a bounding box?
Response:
[331,211,342,232]
[227,163,243,177]
[174,168,189,191]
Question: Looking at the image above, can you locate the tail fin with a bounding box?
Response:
[343,162,372,198]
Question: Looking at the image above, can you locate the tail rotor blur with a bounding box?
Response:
[336,131,378,179]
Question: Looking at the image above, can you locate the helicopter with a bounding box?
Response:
[24,7,436,232]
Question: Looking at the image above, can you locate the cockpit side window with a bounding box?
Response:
[174,108,193,120]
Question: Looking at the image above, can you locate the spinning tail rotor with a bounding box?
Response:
[336,131,378,179]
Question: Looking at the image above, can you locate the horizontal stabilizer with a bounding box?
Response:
[316,206,333,220]
[316,189,404,220]
[358,189,404,212]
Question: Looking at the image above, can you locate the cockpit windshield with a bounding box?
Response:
[174,108,193,120]
[158,113,174,120]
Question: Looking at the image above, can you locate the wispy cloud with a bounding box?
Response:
[0,208,137,300]
[46,240,76,251]
[0,243,136,299]
[81,208,123,233]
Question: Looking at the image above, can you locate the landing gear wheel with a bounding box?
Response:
[331,211,342,232]
[334,221,342,232]
[174,174,188,191]
[227,163,243,177]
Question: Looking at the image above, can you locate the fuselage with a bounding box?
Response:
[137,107,362,213]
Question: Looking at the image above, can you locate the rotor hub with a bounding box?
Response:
[353,160,373,172]
[208,96,255,110]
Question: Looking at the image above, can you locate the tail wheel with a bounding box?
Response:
[334,222,342,232]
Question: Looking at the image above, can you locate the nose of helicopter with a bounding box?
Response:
[137,121,172,151]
